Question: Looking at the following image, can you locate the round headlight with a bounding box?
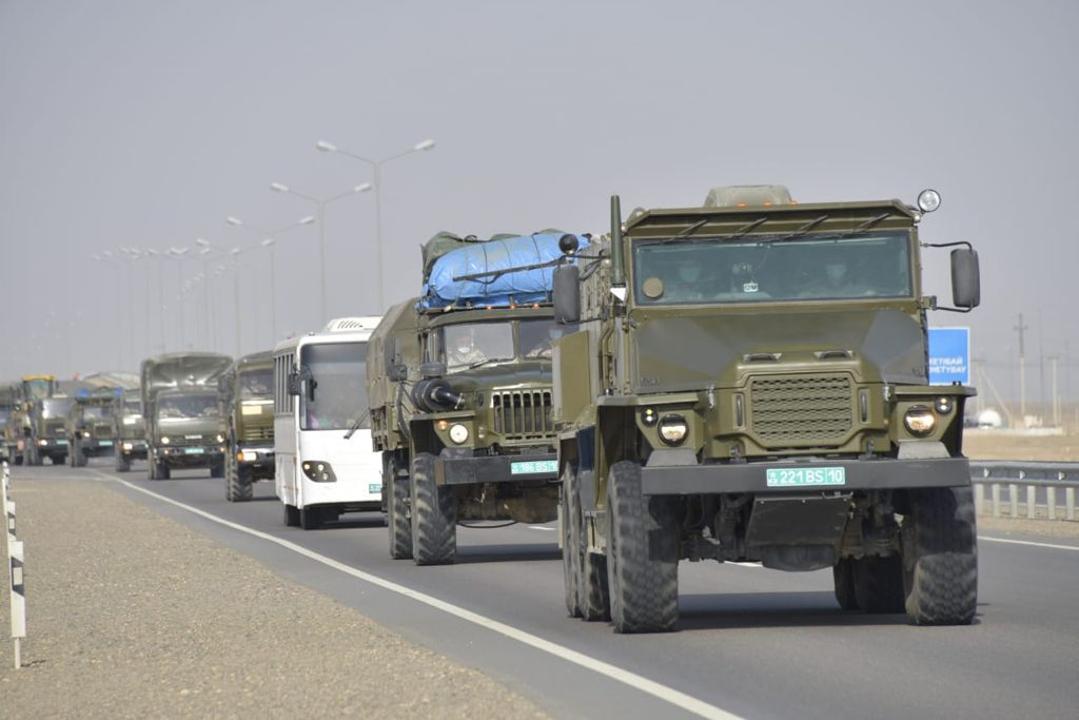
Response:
[449,423,470,444]
[917,188,941,214]
[83,431,91,438]
[216,433,225,443]
[935,396,953,415]
[160,436,170,445]
[657,414,688,446]
[903,405,937,436]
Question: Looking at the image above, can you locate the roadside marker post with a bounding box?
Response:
[3,461,26,669]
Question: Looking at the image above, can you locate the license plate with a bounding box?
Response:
[368,483,382,494]
[184,447,205,455]
[99,440,113,446]
[511,460,558,475]
[57,439,68,445]
[766,466,846,487]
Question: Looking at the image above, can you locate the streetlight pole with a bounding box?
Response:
[268,181,372,323]
[225,215,315,346]
[315,138,435,309]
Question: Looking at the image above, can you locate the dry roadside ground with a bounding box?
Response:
[0,475,547,719]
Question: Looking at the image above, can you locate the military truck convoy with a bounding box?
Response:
[369,231,584,565]
[5,183,982,636]
[141,352,232,479]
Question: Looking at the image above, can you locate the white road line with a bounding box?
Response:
[978,535,1079,552]
[528,525,557,532]
[89,470,741,720]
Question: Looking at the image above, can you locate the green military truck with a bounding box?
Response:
[552,186,981,632]
[141,352,232,480]
[66,387,121,467]
[0,383,17,463]
[113,388,147,472]
[369,231,585,565]
[220,350,275,501]
[21,395,74,465]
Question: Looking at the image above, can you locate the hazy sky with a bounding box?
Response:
[2,0,1077,403]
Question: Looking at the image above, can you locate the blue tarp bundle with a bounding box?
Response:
[420,232,588,309]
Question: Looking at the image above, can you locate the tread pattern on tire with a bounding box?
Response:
[387,458,413,559]
[904,487,978,626]
[225,450,253,502]
[410,452,456,565]
[568,466,609,621]
[560,467,581,618]
[606,461,679,633]
[833,559,858,611]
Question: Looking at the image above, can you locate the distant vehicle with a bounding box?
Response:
[553,186,982,632]
[113,388,147,472]
[66,387,121,467]
[20,395,74,465]
[220,351,275,501]
[273,317,382,529]
[0,383,17,463]
[140,352,232,480]
[368,231,582,565]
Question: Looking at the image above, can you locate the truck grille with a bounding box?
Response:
[94,424,113,438]
[241,425,273,443]
[492,389,555,441]
[750,374,853,448]
[46,421,66,436]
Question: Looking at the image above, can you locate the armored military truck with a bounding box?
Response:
[113,388,147,472]
[67,387,121,467]
[369,231,587,565]
[220,350,275,501]
[552,186,981,632]
[141,352,232,480]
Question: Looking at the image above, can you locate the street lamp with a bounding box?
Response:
[268,181,372,323]
[225,215,315,344]
[315,137,436,309]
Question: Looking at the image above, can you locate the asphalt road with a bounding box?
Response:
[22,461,1079,720]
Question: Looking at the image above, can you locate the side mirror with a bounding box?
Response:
[950,248,980,309]
[420,361,446,380]
[388,364,408,382]
[553,264,580,324]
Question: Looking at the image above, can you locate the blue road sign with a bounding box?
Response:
[928,327,971,385]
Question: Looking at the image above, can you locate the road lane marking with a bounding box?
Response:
[978,535,1079,552]
[89,470,741,720]
[528,525,557,532]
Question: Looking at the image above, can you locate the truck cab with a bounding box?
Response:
[221,350,275,501]
[67,388,120,467]
[113,389,147,472]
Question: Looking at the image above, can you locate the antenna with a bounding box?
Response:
[610,195,624,287]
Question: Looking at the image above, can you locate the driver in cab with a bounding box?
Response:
[446,329,488,371]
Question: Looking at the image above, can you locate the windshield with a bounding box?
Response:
[519,319,572,360]
[239,368,273,400]
[300,342,368,431]
[157,394,220,420]
[441,322,516,373]
[82,406,111,420]
[124,400,142,416]
[24,379,52,401]
[633,231,912,305]
[42,399,74,418]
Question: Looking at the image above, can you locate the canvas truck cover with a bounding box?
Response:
[420,232,589,309]
[140,352,233,405]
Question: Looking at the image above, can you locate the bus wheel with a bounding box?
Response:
[283,504,300,527]
[300,505,322,530]
[410,452,456,565]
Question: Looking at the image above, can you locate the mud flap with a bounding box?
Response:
[745,494,851,571]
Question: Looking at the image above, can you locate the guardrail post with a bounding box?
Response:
[991,483,1001,518]
[973,483,984,516]
[1067,487,1076,521]
[1048,486,1057,520]
[1026,485,1037,520]
[1009,483,1019,518]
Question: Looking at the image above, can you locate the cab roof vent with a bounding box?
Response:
[704,185,794,208]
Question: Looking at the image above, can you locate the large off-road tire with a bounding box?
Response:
[225,452,253,502]
[283,503,300,527]
[27,444,41,466]
[410,452,456,565]
[606,461,680,633]
[853,554,905,613]
[565,465,609,621]
[387,458,413,560]
[300,505,323,530]
[154,456,171,480]
[902,486,978,626]
[75,444,88,467]
[560,469,581,618]
[210,459,225,479]
[115,451,131,473]
[833,558,858,611]
[68,439,77,467]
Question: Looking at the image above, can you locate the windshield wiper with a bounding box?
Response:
[343,411,370,440]
[466,357,510,371]
[659,216,769,245]
[840,212,892,238]
[765,214,830,244]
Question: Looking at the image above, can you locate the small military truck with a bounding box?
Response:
[368,231,587,564]
[21,395,74,465]
[0,383,17,463]
[113,388,147,472]
[66,386,121,467]
[552,186,981,632]
[7,375,59,465]
[141,352,232,480]
[220,350,275,501]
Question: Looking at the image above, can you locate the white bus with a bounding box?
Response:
[273,316,382,529]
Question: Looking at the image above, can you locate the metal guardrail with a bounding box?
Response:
[970,461,1079,521]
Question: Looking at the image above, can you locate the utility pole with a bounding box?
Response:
[1014,313,1029,421]
[1048,354,1061,427]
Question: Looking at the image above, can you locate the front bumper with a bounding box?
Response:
[435,450,559,486]
[237,446,274,474]
[119,440,148,457]
[641,456,971,496]
[158,445,224,466]
[36,439,69,453]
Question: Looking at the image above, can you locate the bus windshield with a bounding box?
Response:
[300,342,368,431]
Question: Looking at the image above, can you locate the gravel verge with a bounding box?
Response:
[0,475,547,719]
